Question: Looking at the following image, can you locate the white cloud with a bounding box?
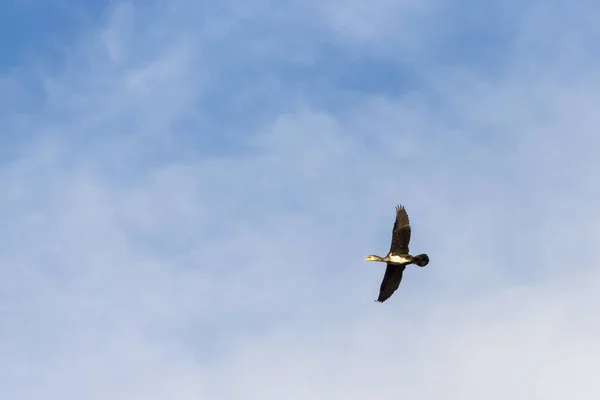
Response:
[2,0,600,399]
[317,0,433,42]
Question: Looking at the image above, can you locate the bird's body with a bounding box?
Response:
[365,205,429,303]
[387,254,414,264]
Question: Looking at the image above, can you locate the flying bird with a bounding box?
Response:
[365,205,429,303]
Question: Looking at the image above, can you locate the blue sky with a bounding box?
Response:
[2,0,600,398]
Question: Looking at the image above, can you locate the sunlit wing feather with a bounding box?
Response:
[389,205,411,255]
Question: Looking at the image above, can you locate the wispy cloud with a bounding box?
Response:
[2,0,600,398]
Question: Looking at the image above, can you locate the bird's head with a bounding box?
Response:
[414,254,429,267]
[365,255,384,262]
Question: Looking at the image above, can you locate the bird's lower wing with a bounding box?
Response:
[377,263,405,303]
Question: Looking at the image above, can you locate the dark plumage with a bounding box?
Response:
[365,205,429,303]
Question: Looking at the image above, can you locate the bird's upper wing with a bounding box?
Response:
[389,205,411,254]
[377,263,406,302]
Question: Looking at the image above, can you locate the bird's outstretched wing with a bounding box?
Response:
[389,205,411,255]
[376,263,406,302]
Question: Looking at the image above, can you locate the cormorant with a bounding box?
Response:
[365,205,429,302]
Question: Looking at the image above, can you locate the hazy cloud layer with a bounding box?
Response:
[2,0,600,399]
